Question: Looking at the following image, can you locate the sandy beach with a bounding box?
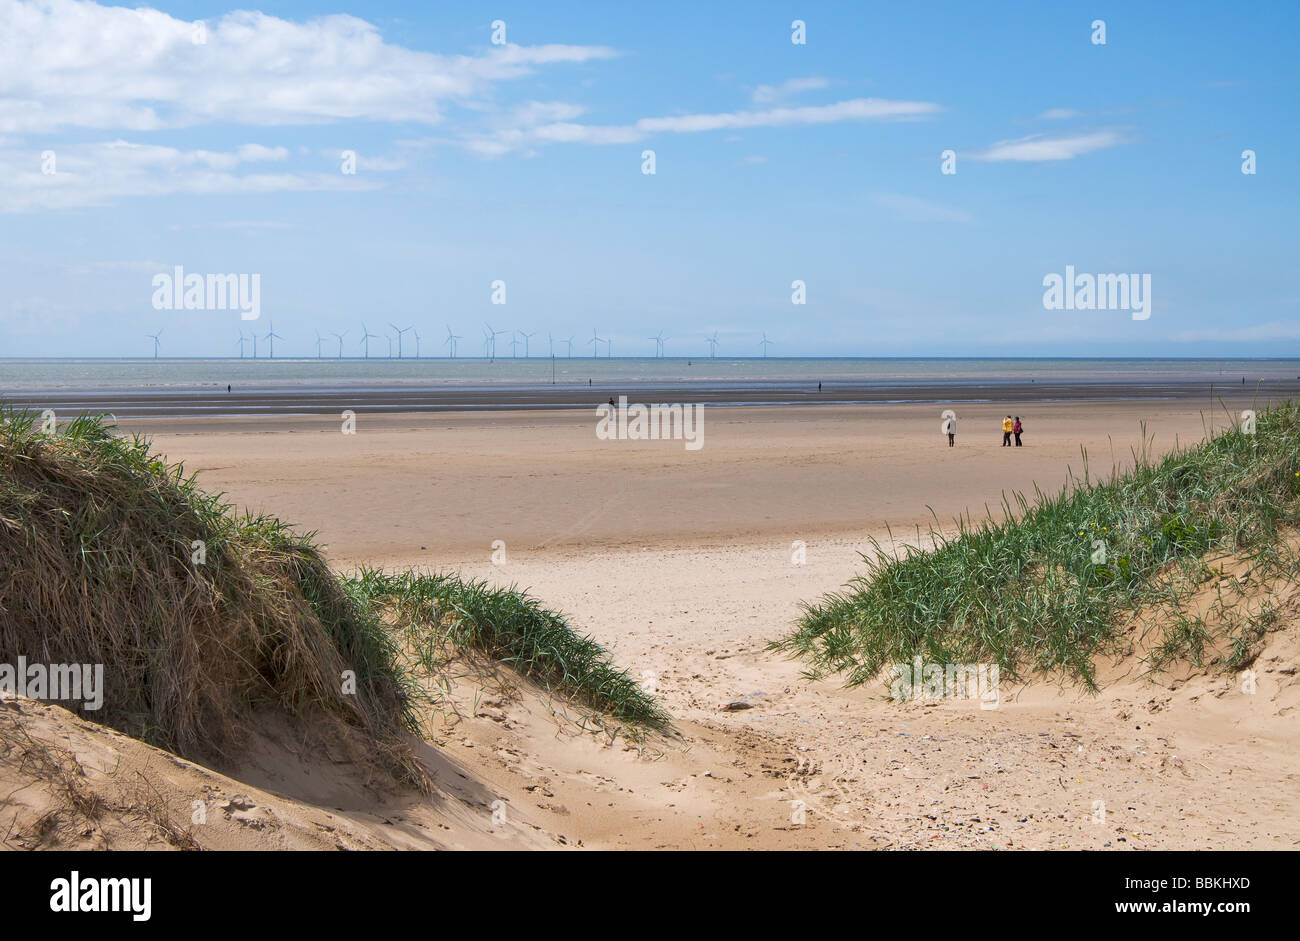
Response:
[80,394,1291,850]
[137,398,1262,562]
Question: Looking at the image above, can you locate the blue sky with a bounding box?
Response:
[2,0,1297,358]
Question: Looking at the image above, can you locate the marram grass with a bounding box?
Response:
[0,407,668,784]
[348,569,672,734]
[772,401,1300,690]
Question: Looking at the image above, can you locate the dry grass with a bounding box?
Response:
[0,409,424,788]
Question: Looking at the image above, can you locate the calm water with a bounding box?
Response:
[3,357,1298,392]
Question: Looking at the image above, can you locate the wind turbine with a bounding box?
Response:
[565,335,575,358]
[482,326,493,358]
[236,330,249,359]
[648,330,667,358]
[386,335,393,358]
[314,329,325,359]
[484,323,507,359]
[359,322,378,359]
[412,328,421,358]
[607,334,614,358]
[760,332,773,358]
[445,325,462,358]
[520,330,535,358]
[263,319,282,359]
[331,330,347,357]
[390,323,413,359]
[588,328,604,359]
[148,329,163,359]
[706,330,719,358]
[508,332,520,358]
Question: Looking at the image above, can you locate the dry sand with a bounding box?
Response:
[5,398,1297,850]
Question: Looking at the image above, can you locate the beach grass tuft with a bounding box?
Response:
[349,569,672,734]
[772,401,1300,690]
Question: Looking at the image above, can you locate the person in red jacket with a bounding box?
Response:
[1013,416,1024,447]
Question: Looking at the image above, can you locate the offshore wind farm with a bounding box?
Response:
[149,322,784,361]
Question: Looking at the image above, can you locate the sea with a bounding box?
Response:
[3,357,1299,392]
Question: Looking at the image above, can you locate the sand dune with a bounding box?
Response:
[5,397,1296,850]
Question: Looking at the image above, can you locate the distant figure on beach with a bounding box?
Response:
[608,397,616,407]
[943,414,956,447]
[589,378,592,386]
[1002,415,1013,447]
[818,382,822,392]
[1013,416,1023,447]
[227,384,231,393]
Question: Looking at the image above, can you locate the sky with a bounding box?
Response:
[1,0,1297,359]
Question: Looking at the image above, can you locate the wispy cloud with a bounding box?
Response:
[1036,108,1081,120]
[463,97,942,156]
[752,77,829,105]
[873,193,974,224]
[970,129,1124,162]
[1,140,373,212]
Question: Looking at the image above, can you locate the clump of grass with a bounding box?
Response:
[349,569,672,736]
[772,401,1300,690]
[0,407,421,785]
[0,407,667,781]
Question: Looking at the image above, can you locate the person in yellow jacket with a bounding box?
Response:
[1002,415,1013,447]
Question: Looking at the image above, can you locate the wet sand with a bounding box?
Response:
[5,377,1296,421]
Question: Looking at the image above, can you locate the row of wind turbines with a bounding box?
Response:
[147,323,780,359]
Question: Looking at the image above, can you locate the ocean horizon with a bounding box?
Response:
[4,356,1300,393]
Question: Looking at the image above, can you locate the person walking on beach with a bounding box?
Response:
[1002,415,1013,447]
[1013,416,1023,447]
[943,414,956,447]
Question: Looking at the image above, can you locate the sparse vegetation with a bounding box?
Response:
[351,569,671,734]
[773,402,1300,690]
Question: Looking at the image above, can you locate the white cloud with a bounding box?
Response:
[970,130,1124,162]
[638,98,935,133]
[0,0,617,133]
[752,77,829,105]
[1037,108,1081,120]
[511,101,588,125]
[0,140,374,212]
[464,97,941,155]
